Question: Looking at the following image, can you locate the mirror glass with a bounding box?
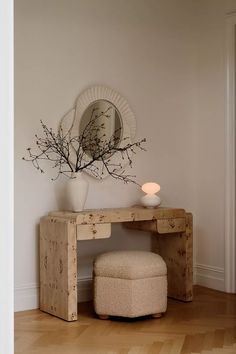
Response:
[79,100,122,159]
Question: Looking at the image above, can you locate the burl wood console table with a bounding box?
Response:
[40,207,193,321]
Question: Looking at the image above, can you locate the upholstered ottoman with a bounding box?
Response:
[94,250,167,319]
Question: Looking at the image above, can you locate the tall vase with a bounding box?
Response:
[67,171,89,212]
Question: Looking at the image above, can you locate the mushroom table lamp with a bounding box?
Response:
[140,182,161,208]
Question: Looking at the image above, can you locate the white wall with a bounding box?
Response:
[193,0,236,291]
[17,0,236,310]
[15,0,197,310]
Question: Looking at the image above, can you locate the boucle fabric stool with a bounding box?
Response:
[94,250,167,319]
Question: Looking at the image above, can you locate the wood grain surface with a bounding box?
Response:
[40,217,77,321]
[40,207,193,320]
[15,286,236,354]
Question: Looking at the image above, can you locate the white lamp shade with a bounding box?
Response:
[141,182,160,194]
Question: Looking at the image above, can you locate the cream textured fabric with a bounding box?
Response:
[94,250,167,279]
[94,251,167,318]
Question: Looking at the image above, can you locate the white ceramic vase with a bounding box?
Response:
[67,171,89,212]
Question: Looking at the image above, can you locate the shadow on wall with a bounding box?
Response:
[77,223,152,279]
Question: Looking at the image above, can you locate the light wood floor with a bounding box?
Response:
[15,286,236,354]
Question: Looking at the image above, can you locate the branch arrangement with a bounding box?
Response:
[23,105,146,184]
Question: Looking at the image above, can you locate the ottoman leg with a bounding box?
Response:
[98,314,109,320]
[152,313,162,318]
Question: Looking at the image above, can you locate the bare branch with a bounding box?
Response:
[23,106,146,184]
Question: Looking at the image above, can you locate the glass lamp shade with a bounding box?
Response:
[141,182,160,194]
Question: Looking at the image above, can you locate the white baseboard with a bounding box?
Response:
[77,277,93,302]
[14,283,39,312]
[15,265,225,312]
[14,277,93,312]
[195,263,225,291]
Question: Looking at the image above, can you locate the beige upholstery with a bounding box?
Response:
[94,250,167,279]
[94,251,167,318]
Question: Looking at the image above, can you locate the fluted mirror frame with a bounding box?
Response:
[60,86,136,179]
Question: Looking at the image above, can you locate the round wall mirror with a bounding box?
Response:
[79,100,122,159]
[59,86,136,179]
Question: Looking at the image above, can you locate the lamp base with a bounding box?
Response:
[140,194,161,208]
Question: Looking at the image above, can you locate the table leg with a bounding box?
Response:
[40,216,77,321]
[152,213,193,301]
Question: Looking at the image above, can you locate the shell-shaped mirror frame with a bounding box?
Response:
[60,86,136,179]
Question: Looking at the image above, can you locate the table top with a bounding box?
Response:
[48,206,186,225]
